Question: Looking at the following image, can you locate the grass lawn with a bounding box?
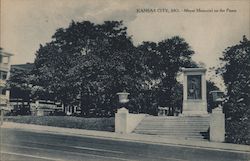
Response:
[4,116,115,132]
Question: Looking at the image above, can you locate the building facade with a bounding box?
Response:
[0,49,13,111]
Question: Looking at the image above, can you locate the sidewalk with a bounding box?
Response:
[1,122,249,153]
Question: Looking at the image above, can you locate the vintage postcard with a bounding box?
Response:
[0,0,249,161]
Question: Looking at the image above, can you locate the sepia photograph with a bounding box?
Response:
[0,0,249,160]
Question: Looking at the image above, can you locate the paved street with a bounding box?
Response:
[0,128,249,161]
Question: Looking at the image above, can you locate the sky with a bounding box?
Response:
[1,0,250,88]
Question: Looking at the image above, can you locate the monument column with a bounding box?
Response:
[202,74,207,101]
[183,72,188,101]
[182,68,208,116]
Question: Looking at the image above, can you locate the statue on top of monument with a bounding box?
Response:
[187,75,201,99]
[189,78,198,99]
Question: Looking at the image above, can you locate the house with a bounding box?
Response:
[0,49,13,111]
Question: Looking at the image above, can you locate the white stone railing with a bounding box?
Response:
[115,107,146,134]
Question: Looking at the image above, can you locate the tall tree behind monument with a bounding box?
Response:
[137,37,197,113]
[217,35,250,145]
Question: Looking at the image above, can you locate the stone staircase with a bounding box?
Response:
[133,115,210,140]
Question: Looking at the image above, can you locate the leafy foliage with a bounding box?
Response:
[138,38,196,110]
[4,116,114,131]
[8,67,32,101]
[207,81,220,113]
[217,35,250,145]
[32,20,196,116]
[8,64,53,101]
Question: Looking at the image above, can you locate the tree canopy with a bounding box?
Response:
[217,35,250,145]
[7,67,32,101]
[31,20,197,116]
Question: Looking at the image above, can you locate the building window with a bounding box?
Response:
[2,73,7,80]
[0,71,7,80]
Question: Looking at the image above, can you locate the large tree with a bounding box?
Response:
[137,37,196,113]
[217,35,250,145]
[34,21,147,115]
[34,20,198,116]
[8,67,31,101]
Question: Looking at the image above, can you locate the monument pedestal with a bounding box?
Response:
[182,100,208,116]
[181,68,208,116]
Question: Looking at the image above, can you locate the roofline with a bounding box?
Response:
[11,66,29,71]
[0,51,14,56]
[11,63,34,66]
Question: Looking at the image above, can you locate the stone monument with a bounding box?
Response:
[182,68,208,115]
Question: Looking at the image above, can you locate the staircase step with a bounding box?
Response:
[136,125,209,127]
[134,131,209,135]
[157,136,209,140]
[134,128,208,131]
[144,117,210,120]
[133,115,210,140]
[137,124,209,127]
[142,121,209,123]
[134,133,208,138]
[134,130,208,134]
[134,127,208,130]
[141,120,209,122]
[144,118,210,120]
[138,123,209,126]
[141,119,209,121]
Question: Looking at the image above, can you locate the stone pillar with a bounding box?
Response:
[115,107,129,134]
[5,90,10,100]
[210,107,225,142]
[182,68,208,115]
[183,73,188,101]
[201,74,207,101]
